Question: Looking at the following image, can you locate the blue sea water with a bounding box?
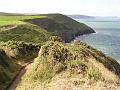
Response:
[75,17,120,63]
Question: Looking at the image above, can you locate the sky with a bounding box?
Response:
[0,0,120,16]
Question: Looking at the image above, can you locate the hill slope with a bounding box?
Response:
[0,49,21,90]
[0,14,95,89]
[0,14,95,43]
[0,41,41,90]
[0,24,51,44]
[16,39,120,90]
[24,14,95,42]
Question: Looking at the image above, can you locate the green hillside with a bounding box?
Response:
[0,41,41,62]
[0,14,95,43]
[0,15,46,26]
[24,14,95,42]
[0,49,21,90]
[0,41,41,90]
[0,13,119,90]
[0,24,51,43]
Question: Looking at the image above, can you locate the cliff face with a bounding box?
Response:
[16,38,120,90]
[0,14,95,43]
[24,14,95,42]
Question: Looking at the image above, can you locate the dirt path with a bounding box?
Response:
[7,63,32,90]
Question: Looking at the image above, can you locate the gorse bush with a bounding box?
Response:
[32,41,72,81]
[0,49,21,90]
[0,24,51,43]
[87,67,101,81]
[16,39,120,90]
[67,60,88,74]
[50,36,63,42]
[0,41,40,62]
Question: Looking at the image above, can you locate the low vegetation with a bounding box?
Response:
[0,49,21,90]
[0,40,42,90]
[25,14,95,42]
[0,15,46,26]
[0,41,41,63]
[0,13,119,90]
[16,38,120,90]
[0,14,95,43]
[0,24,51,43]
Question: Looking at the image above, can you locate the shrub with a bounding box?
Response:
[0,49,21,90]
[0,41,40,62]
[50,36,63,42]
[87,67,101,81]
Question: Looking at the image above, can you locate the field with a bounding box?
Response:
[0,15,46,26]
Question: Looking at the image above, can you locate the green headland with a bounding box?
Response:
[0,13,119,90]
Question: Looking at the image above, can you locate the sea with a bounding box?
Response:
[74,17,120,63]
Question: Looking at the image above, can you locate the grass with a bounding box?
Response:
[23,14,95,42]
[0,40,41,90]
[0,15,46,26]
[0,21,25,26]
[0,24,52,43]
[0,14,119,89]
[16,38,120,90]
[0,14,95,43]
[87,67,101,81]
[0,49,21,90]
[0,41,41,62]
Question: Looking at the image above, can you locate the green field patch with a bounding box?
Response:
[0,16,46,26]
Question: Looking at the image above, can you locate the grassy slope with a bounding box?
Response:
[0,24,51,43]
[25,14,95,42]
[0,14,95,43]
[0,41,41,90]
[16,39,120,90]
[0,49,21,90]
[0,15,46,26]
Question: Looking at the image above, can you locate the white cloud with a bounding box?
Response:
[0,0,120,16]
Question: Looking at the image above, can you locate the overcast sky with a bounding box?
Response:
[0,0,120,16]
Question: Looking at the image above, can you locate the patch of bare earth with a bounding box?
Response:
[88,58,120,82]
[47,75,120,90]
[0,25,17,30]
[46,58,120,90]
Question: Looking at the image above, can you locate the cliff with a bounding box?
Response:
[0,14,95,43]
[24,14,95,42]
